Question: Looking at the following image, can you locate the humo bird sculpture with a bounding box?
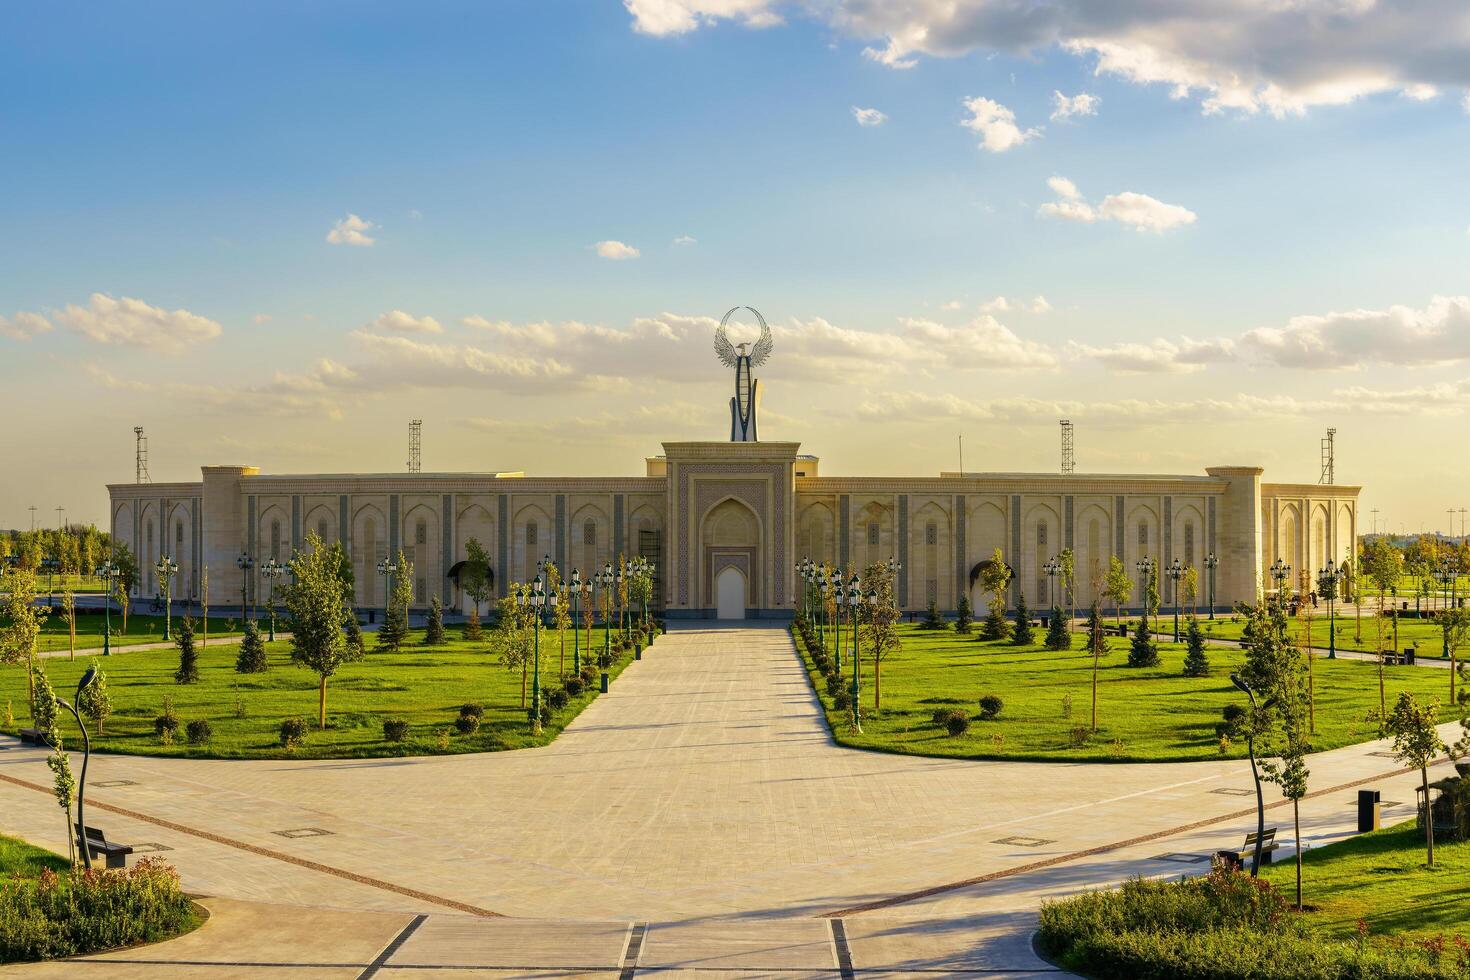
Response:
[713,306,773,442]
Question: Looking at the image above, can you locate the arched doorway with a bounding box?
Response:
[716,566,746,620]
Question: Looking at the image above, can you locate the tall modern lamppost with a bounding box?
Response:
[528,575,545,733]
[155,555,178,641]
[236,552,255,621]
[1230,673,1276,878]
[94,559,119,656]
[1436,560,1457,658]
[1270,558,1291,609]
[569,568,582,674]
[260,558,286,642]
[376,557,399,626]
[57,666,99,870]
[1166,557,1185,642]
[1317,559,1340,659]
[1204,553,1219,620]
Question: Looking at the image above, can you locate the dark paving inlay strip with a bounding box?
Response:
[992,836,1055,848]
[94,779,138,787]
[1209,788,1255,796]
[129,842,173,853]
[619,922,647,980]
[829,918,856,980]
[1155,852,1210,864]
[358,913,427,979]
[274,827,335,839]
[0,772,501,917]
[71,960,366,969]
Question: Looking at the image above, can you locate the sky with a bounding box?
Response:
[3,0,1469,535]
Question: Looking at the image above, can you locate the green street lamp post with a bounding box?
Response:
[94,560,119,655]
[1317,559,1340,659]
[600,562,614,662]
[1166,557,1185,643]
[817,567,830,664]
[236,553,255,621]
[1135,557,1153,616]
[376,557,398,626]
[1436,560,1456,658]
[847,574,863,732]
[569,568,582,674]
[1043,556,1060,614]
[155,555,178,641]
[1204,553,1219,620]
[528,575,545,733]
[57,666,99,870]
[1270,559,1291,609]
[260,558,286,642]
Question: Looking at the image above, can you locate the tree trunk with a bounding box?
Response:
[1293,798,1303,910]
[874,655,881,710]
[1423,767,1435,866]
[26,651,34,721]
[69,613,75,661]
[559,629,565,679]
[521,661,527,708]
[319,676,327,729]
[1091,658,1099,731]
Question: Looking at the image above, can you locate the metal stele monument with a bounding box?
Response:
[713,305,773,443]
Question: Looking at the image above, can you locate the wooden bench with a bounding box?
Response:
[76,825,133,870]
[1383,649,1417,666]
[18,727,51,747]
[1236,828,1279,865]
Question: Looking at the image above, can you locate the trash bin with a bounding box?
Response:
[1358,789,1381,833]
[368,610,376,624]
[600,671,610,693]
[1117,624,1129,637]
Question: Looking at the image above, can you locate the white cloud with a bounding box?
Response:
[897,315,1056,369]
[1029,295,1053,314]
[1401,83,1438,101]
[852,105,887,127]
[623,0,782,36]
[595,240,641,260]
[51,293,222,352]
[366,309,444,334]
[940,299,965,311]
[1050,91,1100,120]
[1038,178,1195,233]
[673,234,697,245]
[0,311,52,341]
[86,362,350,420]
[1242,295,1470,370]
[1067,337,1236,374]
[408,209,423,220]
[253,314,272,325]
[1097,192,1198,233]
[1463,92,1470,114]
[960,96,1039,153]
[326,213,376,247]
[980,295,1051,315]
[629,2,1470,118]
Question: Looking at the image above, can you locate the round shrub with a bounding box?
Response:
[460,703,484,719]
[581,664,599,685]
[279,717,308,749]
[978,695,1004,720]
[564,676,584,696]
[185,719,212,745]
[945,712,971,737]
[153,714,179,738]
[932,707,957,726]
[826,674,844,696]
[547,688,569,711]
[454,713,480,735]
[383,718,409,742]
[832,689,851,711]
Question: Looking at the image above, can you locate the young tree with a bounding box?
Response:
[1103,555,1132,627]
[978,549,1012,641]
[200,565,210,648]
[111,542,139,637]
[376,550,413,652]
[461,538,492,640]
[1182,614,1210,677]
[1011,593,1034,646]
[1059,547,1077,631]
[1261,663,1312,910]
[30,664,76,866]
[236,620,268,673]
[1128,611,1159,667]
[1182,566,1200,616]
[954,593,973,634]
[1440,608,1470,708]
[343,612,366,659]
[78,661,112,734]
[1360,539,1403,721]
[174,616,200,683]
[1086,602,1108,730]
[1144,562,1161,619]
[283,534,360,728]
[61,589,76,661]
[0,566,49,715]
[861,562,900,710]
[1380,692,1446,866]
[921,599,944,630]
[1044,606,1070,651]
[496,585,532,707]
[424,596,446,645]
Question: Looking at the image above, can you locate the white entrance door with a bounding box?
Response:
[715,566,747,620]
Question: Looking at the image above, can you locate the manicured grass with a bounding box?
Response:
[0,624,644,759]
[794,623,1450,763]
[5,614,245,654]
[1263,818,1470,942]
[1192,612,1457,658]
[0,834,70,878]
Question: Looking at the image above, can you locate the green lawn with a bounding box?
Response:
[4,614,246,654]
[795,623,1451,763]
[1193,612,1454,657]
[0,834,70,878]
[1,624,643,759]
[1263,818,1470,942]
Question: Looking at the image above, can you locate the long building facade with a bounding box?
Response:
[107,440,1360,619]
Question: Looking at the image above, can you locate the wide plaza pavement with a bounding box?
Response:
[0,623,1459,978]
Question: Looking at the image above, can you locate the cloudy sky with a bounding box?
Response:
[3,1,1469,533]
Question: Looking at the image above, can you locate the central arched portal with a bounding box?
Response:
[716,566,747,620]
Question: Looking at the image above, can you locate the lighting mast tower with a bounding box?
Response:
[408,419,422,473]
[1060,419,1075,475]
[1319,428,1336,485]
[135,427,151,484]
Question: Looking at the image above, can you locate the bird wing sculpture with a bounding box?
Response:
[747,307,773,367]
[714,308,740,368]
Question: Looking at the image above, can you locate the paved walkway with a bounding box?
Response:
[0,624,1459,977]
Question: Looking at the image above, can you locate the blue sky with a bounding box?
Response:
[3,1,1469,532]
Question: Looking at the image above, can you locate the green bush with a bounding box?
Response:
[581,664,599,685]
[955,594,973,634]
[546,688,569,711]
[1128,613,1160,668]
[1012,594,1034,645]
[382,718,409,742]
[920,601,945,630]
[459,703,484,719]
[564,676,584,696]
[235,621,268,673]
[978,695,1003,720]
[184,719,212,745]
[278,717,308,749]
[1182,615,1210,677]
[453,713,480,735]
[1044,607,1070,651]
[945,711,970,736]
[0,857,198,963]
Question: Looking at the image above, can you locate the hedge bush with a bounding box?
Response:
[184,719,212,745]
[564,676,584,696]
[382,718,409,742]
[978,695,1004,720]
[0,858,199,963]
[278,717,308,749]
